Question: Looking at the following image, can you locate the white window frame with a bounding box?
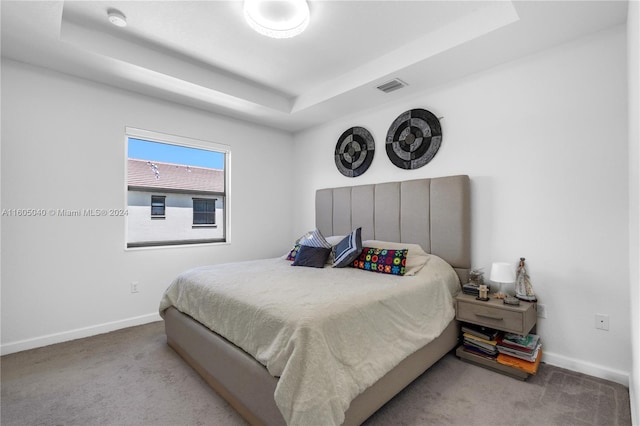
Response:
[124,127,231,250]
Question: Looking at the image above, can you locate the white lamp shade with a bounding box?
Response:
[490,262,516,284]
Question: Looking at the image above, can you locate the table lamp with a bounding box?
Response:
[490,262,516,297]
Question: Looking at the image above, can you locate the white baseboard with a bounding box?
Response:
[0,313,162,356]
[2,317,633,393]
[542,350,630,387]
[630,375,638,426]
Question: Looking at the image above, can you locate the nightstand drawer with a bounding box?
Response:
[456,295,537,335]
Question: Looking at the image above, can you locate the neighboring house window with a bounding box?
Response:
[193,198,216,225]
[151,195,166,217]
[126,127,229,248]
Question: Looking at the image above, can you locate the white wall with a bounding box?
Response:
[0,60,294,354]
[627,0,640,421]
[292,26,631,384]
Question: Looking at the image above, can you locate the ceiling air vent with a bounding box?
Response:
[376,78,408,93]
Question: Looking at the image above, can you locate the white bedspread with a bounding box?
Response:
[159,254,459,426]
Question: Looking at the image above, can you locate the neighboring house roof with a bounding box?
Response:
[128,158,224,193]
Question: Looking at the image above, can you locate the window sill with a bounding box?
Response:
[126,238,226,249]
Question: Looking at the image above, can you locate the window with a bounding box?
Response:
[126,127,230,248]
[151,195,166,217]
[193,198,216,225]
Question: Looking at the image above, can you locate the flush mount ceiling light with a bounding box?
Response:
[107,9,127,28]
[243,0,310,39]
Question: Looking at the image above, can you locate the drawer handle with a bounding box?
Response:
[475,313,504,321]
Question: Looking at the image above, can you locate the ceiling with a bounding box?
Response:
[1,1,628,133]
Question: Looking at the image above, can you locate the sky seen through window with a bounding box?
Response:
[128,138,224,170]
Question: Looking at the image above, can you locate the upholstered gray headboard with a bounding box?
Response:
[316,175,471,283]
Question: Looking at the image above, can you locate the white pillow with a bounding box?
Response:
[361,240,430,276]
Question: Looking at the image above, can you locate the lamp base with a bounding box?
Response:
[493,282,504,299]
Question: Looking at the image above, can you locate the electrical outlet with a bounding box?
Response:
[537,304,547,318]
[595,313,609,331]
[131,281,139,294]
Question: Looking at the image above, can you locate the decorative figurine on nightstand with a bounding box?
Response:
[476,285,490,301]
[515,257,537,302]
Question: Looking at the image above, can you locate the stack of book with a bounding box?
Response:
[460,323,500,359]
[496,333,542,374]
[462,283,490,297]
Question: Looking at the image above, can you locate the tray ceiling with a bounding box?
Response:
[1,1,628,132]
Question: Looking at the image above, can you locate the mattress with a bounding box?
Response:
[159,254,460,426]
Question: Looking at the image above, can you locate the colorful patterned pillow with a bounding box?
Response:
[352,247,408,276]
[362,240,430,276]
[285,243,301,261]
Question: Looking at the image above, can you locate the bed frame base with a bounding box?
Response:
[165,306,459,426]
[165,175,469,425]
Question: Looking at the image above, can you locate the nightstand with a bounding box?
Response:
[455,292,538,380]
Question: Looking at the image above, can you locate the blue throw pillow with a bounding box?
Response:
[333,227,362,268]
[286,229,331,261]
[292,245,331,268]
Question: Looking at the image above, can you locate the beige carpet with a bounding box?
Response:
[1,321,631,426]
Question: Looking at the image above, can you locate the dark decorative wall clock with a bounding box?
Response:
[334,126,375,177]
[385,108,442,170]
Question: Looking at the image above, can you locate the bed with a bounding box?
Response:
[160,175,470,425]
